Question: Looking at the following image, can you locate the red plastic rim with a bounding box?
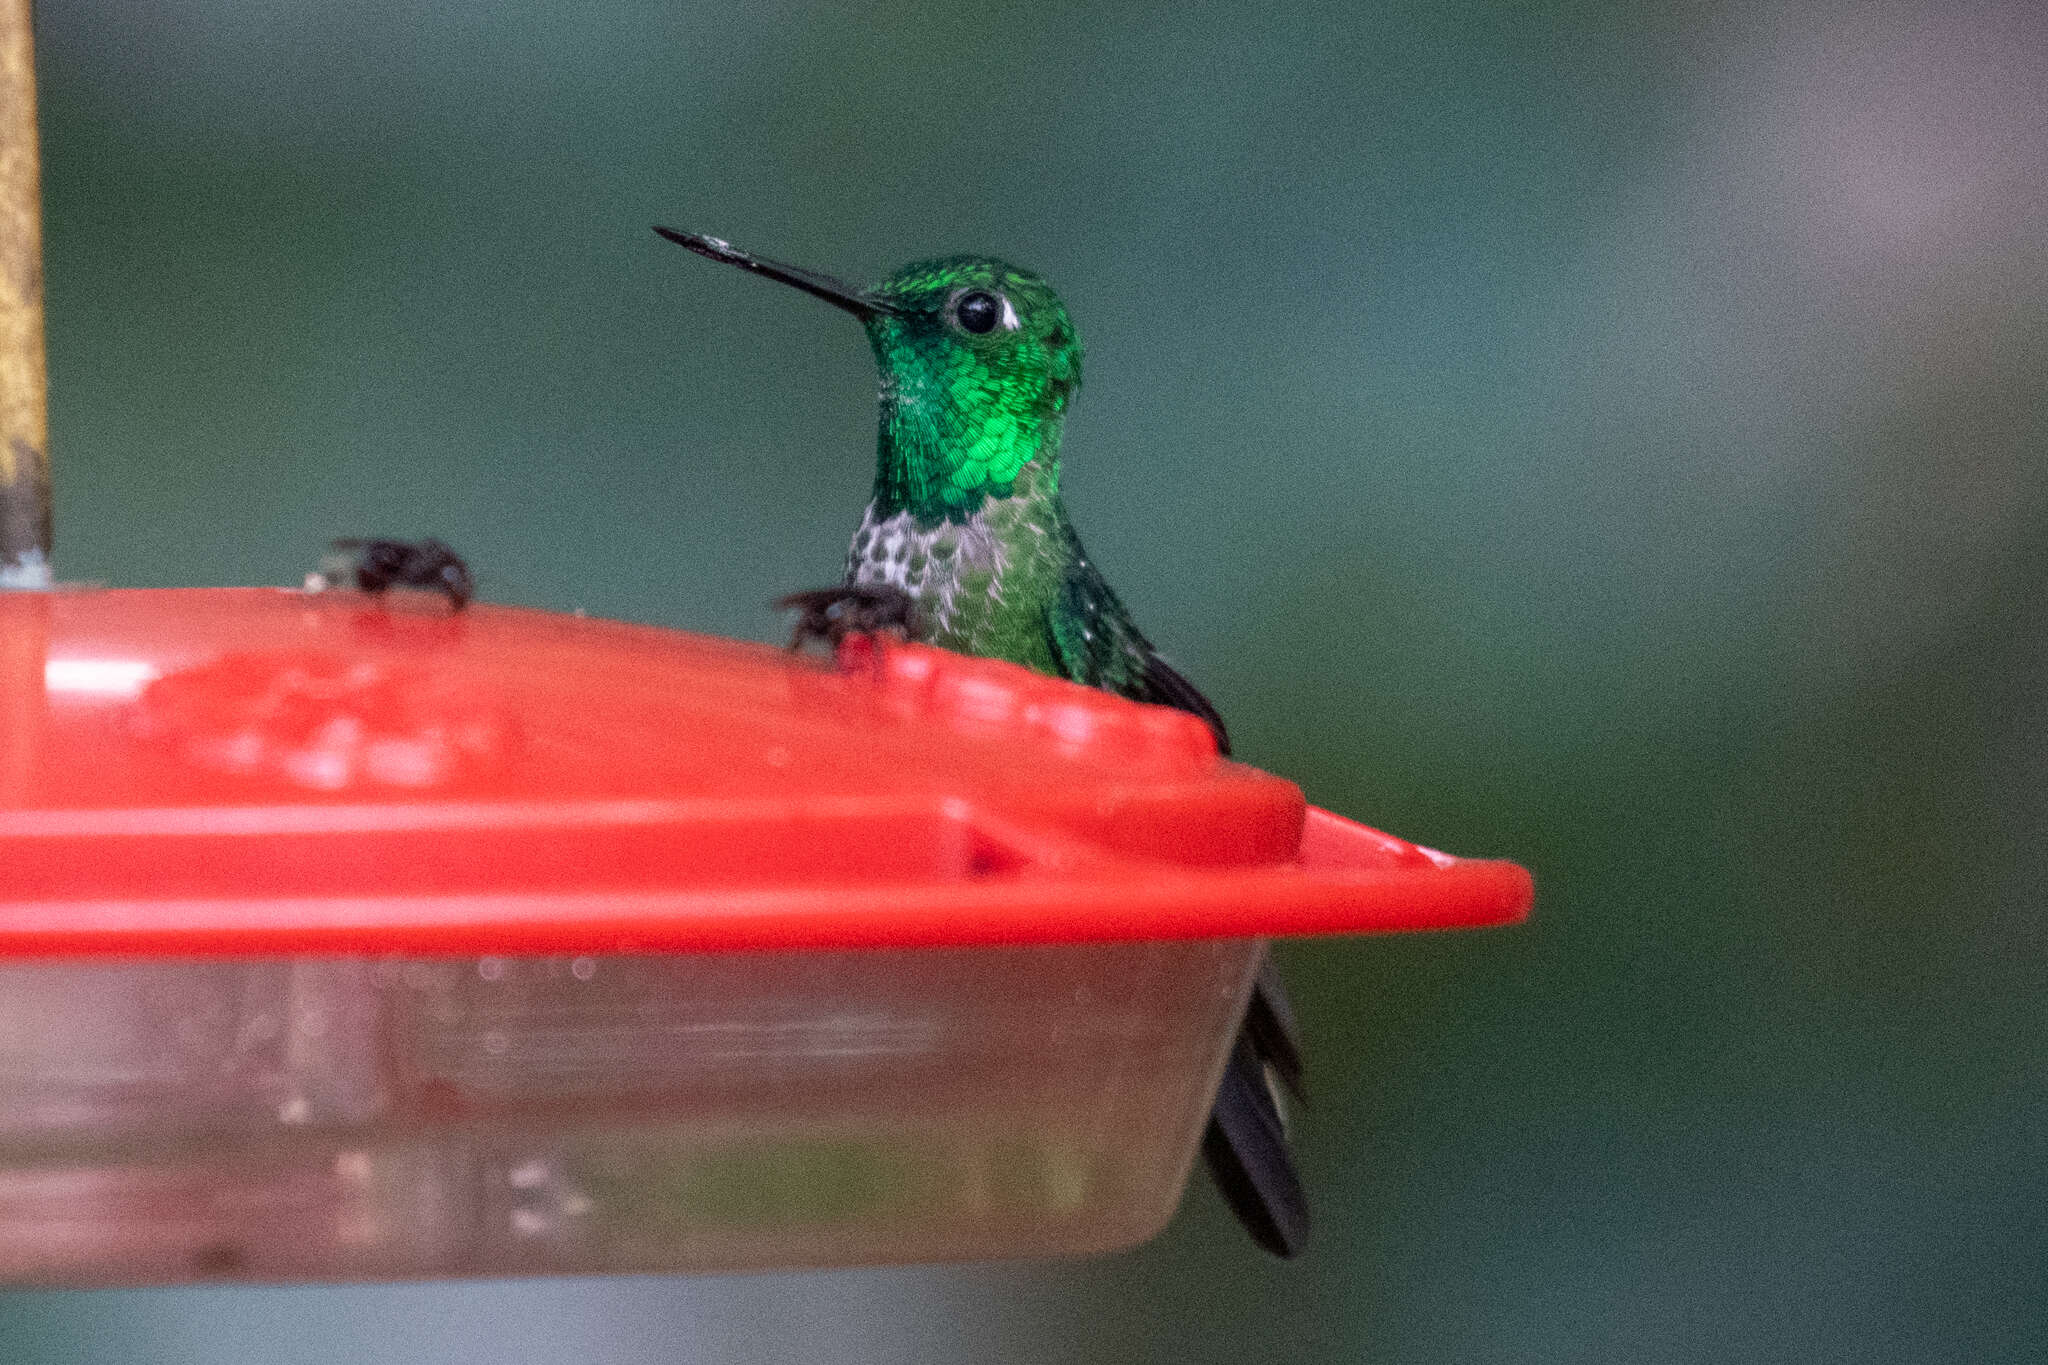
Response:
[0,589,1532,956]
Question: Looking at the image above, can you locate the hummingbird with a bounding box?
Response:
[321,537,475,609]
[656,227,1309,1258]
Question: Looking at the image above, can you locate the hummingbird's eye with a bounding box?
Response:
[954,291,1001,334]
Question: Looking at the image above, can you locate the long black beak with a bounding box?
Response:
[653,227,886,319]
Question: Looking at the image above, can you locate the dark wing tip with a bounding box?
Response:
[1143,653,1231,756]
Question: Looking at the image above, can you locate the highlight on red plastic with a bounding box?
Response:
[0,588,1531,958]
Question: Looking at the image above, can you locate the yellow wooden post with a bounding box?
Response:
[0,0,49,588]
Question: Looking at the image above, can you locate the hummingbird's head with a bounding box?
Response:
[658,230,1083,518]
[860,256,1083,417]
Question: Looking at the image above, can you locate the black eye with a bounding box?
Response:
[955,291,1001,334]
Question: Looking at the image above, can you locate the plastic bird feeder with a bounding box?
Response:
[0,587,1530,1284]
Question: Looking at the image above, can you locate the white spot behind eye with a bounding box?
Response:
[999,295,1021,330]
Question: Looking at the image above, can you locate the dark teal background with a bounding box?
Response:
[5,0,2045,1359]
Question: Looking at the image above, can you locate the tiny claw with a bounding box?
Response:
[775,583,920,653]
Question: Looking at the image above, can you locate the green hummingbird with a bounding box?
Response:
[656,227,1308,1257]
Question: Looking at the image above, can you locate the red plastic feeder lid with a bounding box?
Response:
[0,589,1531,957]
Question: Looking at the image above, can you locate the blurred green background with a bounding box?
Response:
[5,0,2045,1359]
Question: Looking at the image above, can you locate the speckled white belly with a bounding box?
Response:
[844,503,1006,637]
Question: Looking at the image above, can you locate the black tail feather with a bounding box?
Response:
[1242,953,1306,1102]
[1202,1027,1310,1258]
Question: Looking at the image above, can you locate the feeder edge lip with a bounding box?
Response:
[0,588,1535,956]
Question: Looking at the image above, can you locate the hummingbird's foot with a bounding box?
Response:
[776,583,920,652]
[313,538,475,610]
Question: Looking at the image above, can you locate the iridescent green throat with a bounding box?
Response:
[858,257,1083,523]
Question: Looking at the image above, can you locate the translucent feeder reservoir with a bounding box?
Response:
[0,589,1530,1284]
